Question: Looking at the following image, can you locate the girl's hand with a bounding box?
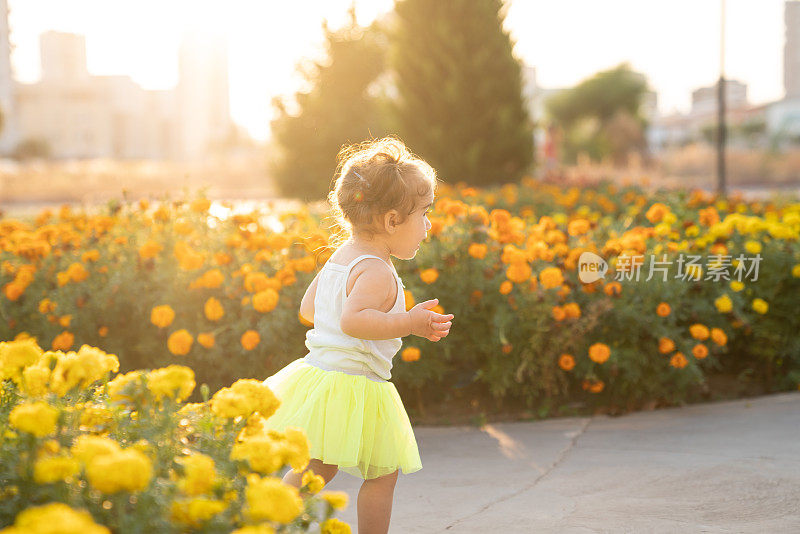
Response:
[408,298,453,342]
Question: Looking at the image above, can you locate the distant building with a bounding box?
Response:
[0,0,17,154]
[0,10,232,161]
[690,79,748,116]
[785,0,800,98]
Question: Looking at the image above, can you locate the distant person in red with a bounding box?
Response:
[543,124,561,183]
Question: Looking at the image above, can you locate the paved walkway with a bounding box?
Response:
[322,391,800,533]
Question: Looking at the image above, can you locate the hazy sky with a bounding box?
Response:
[7,0,789,141]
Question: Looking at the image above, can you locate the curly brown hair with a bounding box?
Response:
[327,136,438,248]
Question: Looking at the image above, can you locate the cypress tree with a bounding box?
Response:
[269,7,388,201]
[389,0,533,185]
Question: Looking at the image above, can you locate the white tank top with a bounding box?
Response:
[302,254,406,382]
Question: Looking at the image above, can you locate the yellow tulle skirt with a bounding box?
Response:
[261,357,422,480]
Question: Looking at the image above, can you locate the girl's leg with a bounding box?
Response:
[357,469,399,534]
[282,458,339,495]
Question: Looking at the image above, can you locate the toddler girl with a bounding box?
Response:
[262,137,454,534]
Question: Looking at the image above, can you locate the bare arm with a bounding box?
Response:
[299,269,322,324]
[340,263,411,340]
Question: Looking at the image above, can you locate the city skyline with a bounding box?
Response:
[6,0,791,142]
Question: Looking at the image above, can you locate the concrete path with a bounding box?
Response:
[321,391,800,533]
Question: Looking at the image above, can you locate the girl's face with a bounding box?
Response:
[392,194,434,259]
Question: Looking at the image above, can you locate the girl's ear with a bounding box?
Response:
[385,210,400,233]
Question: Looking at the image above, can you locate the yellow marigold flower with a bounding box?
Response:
[138,240,163,260]
[150,305,175,328]
[420,268,439,284]
[241,330,260,351]
[401,347,420,362]
[106,370,146,403]
[170,497,227,527]
[282,426,311,472]
[211,378,280,419]
[658,337,675,354]
[692,343,709,359]
[51,331,74,351]
[729,280,744,292]
[670,352,688,369]
[87,449,153,493]
[320,518,352,534]
[253,289,280,313]
[177,453,217,496]
[197,332,215,348]
[189,268,225,290]
[563,302,581,319]
[245,474,303,523]
[506,262,532,283]
[231,434,285,474]
[49,345,119,396]
[710,327,727,346]
[320,490,349,510]
[191,198,212,213]
[752,298,768,314]
[21,364,50,397]
[499,280,513,295]
[33,454,80,484]
[715,294,733,313]
[792,264,800,278]
[588,342,611,364]
[9,401,59,437]
[3,503,110,534]
[168,329,194,356]
[558,353,575,371]
[81,249,100,263]
[302,470,325,494]
[79,404,113,429]
[147,365,195,402]
[244,272,271,293]
[744,240,762,254]
[468,243,488,259]
[689,324,710,340]
[0,338,43,379]
[70,435,121,465]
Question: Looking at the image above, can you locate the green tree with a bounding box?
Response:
[389,0,534,185]
[269,6,389,201]
[545,63,649,164]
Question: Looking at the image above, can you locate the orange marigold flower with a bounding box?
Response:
[244,272,270,293]
[551,305,566,321]
[658,337,675,354]
[168,329,194,356]
[197,333,215,349]
[689,324,709,340]
[588,342,611,364]
[52,331,74,351]
[501,343,513,354]
[692,343,708,359]
[420,268,439,284]
[656,302,671,317]
[539,267,564,289]
[98,326,109,337]
[603,281,622,296]
[4,282,25,301]
[402,347,420,362]
[204,298,224,322]
[558,353,575,371]
[670,352,688,368]
[404,289,415,311]
[66,263,89,283]
[151,305,176,328]
[710,327,727,346]
[563,302,581,319]
[241,330,260,351]
[253,289,280,313]
[499,281,513,295]
[506,262,532,283]
[82,250,100,262]
[468,243,488,259]
[567,218,591,236]
[645,202,669,224]
[138,240,163,260]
